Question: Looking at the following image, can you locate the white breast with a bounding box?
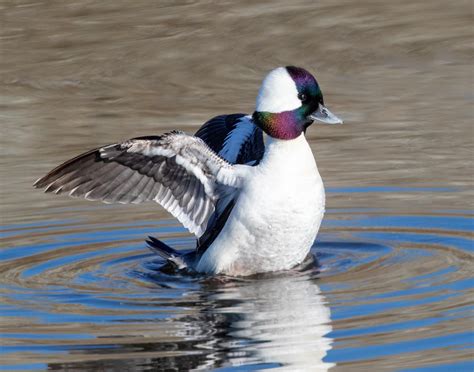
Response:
[196,134,325,276]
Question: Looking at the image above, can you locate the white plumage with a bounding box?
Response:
[255,67,302,113]
[35,66,342,276]
[196,134,325,275]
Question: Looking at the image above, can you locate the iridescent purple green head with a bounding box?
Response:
[252,66,343,140]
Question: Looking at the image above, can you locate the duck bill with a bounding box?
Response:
[309,104,343,124]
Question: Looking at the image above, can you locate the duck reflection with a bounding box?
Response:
[204,272,334,371]
[47,270,334,371]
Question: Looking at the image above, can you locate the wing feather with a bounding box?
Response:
[34,131,241,237]
[195,114,264,165]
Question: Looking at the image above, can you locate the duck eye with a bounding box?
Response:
[298,93,307,102]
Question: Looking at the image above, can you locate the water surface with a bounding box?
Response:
[1,0,473,371]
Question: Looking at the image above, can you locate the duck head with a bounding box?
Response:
[253,66,342,140]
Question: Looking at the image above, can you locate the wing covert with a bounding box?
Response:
[195,114,265,165]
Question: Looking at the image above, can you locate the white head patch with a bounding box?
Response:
[255,67,301,113]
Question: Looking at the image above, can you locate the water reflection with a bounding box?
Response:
[206,274,334,371]
[44,272,334,371]
[1,209,472,370]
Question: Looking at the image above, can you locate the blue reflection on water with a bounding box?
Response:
[399,361,474,372]
[0,363,47,371]
[355,231,473,252]
[365,277,474,299]
[325,214,474,232]
[331,293,457,320]
[330,317,442,339]
[1,209,472,370]
[326,332,472,362]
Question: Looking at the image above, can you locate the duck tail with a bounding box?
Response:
[146,236,187,270]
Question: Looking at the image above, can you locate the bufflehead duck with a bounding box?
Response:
[34,66,343,276]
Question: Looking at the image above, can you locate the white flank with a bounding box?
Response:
[196,133,326,276]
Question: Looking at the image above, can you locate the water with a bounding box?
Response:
[1,206,472,370]
[1,1,473,371]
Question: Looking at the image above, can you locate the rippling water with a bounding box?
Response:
[1,204,472,370]
[1,0,473,371]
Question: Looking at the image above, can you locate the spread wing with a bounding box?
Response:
[195,114,264,165]
[34,131,242,237]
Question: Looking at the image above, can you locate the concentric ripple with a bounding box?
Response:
[0,208,472,371]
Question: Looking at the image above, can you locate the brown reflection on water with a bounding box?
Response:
[0,0,473,371]
[1,0,472,223]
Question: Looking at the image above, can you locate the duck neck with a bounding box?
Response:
[253,110,306,140]
[260,133,317,174]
